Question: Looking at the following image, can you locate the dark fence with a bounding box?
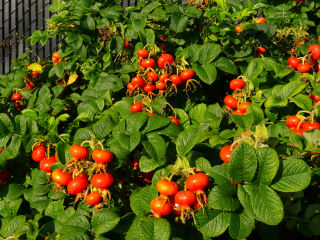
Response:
[0,0,137,74]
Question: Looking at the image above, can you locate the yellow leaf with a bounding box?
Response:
[27,63,42,72]
[67,74,78,85]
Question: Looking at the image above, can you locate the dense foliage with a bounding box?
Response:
[1,0,320,239]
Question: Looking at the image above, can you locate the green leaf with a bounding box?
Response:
[282,80,306,99]
[49,0,67,12]
[229,209,255,240]
[91,209,120,234]
[100,5,123,19]
[310,215,320,235]
[35,86,52,106]
[234,48,252,58]
[129,185,158,215]
[73,128,93,145]
[57,212,90,232]
[184,5,202,18]
[142,133,166,162]
[142,115,171,134]
[246,104,264,125]
[0,136,22,168]
[195,208,230,238]
[111,36,124,54]
[1,184,24,201]
[273,63,292,78]
[207,164,230,185]
[158,121,180,139]
[170,14,189,33]
[113,99,132,116]
[94,73,119,91]
[126,216,170,240]
[243,184,284,225]
[139,155,166,172]
[208,184,240,211]
[245,60,264,81]
[199,43,222,64]
[149,8,167,21]
[0,215,26,238]
[215,57,238,75]
[271,159,311,192]
[56,142,72,165]
[45,200,65,219]
[216,0,229,11]
[126,112,148,134]
[264,95,288,109]
[237,187,254,217]
[231,113,254,129]
[139,29,155,45]
[229,143,257,183]
[0,198,22,218]
[292,94,313,111]
[176,127,202,157]
[131,14,147,32]
[109,139,130,162]
[92,114,116,140]
[185,44,200,62]
[84,16,95,30]
[204,104,223,129]
[59,233,89,240]
[305,204,320,219]
[30,168,48,185]
[303,129,320,146]
[195,157,211,172]
[189,103,207,125]
[192,63,217,85]
[0,113,14,133]
[129,130,142,152]
[256,147,279,185]
[140,2,161,15]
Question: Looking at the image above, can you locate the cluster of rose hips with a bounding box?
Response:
[130,97,180,125]
[10,62,40,111]
[235,16,265,34]
[288,44,320,73]
[11,90,24,111]
[223,77,252,115]
[285,114,320,154]
[31,142,115,209]
[26,63,41,78]
[234,17,267,57]
[285,115,320,137]
[127,49,197,97]
[150,172,209,223]
[10,62,38,111]
[31,144,58,173]
[11,77,35,111]
[52,51,63,66]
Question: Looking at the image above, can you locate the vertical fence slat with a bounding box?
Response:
[44,0,51,59]
[0,0,4,74]
[10,0,16,62]
[51,0,57,54]
[24,0,30,56]
[37,0,44,59]
[30,0,37,61]
[17,1,24,57]
[4,0,10,73]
